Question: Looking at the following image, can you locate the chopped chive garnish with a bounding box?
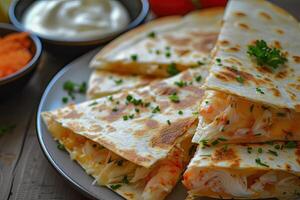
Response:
[255,158,269,167]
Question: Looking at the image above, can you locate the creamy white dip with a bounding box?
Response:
[23,0,130,40]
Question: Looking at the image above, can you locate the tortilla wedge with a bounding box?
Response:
[87,70,160,99]
[183,142,300,199]
[89,8,224,77]
[42,67,208,200]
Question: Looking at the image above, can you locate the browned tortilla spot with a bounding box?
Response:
[219,40,230,46]
[227,47,240,52]
[146,119,160,129]
[275,70,288,79]
[238,23,249,30]
[164,35,191,46]
[63,110,83,119]
[193,33,218,54]
[259,12,272,20]
[276,29,285,35]
[156,86,178,96]
[212,148,238,162]
[271,87,281,97]
[273,40,282,49]
[66,122,86,132]
[293,56,300,63]
[101,105,129,122]
[151,118,195,148]
[175,49,191,57]
[234,12,247,17]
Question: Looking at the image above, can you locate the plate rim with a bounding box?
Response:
[36,50,102,200]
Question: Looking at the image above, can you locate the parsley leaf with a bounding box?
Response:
[110,184,122,190]
[169,93,180,103]
[167,63,179,76]
[247,40,287,70]
[147,31,156,38]
[255,158,269,167]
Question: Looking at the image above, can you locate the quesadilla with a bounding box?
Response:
[193,0,300,145]
[42,67,208,200]
[183,142,300,199]
[89,8,224,77]
[87,70,159,99]
[87,8,223,99]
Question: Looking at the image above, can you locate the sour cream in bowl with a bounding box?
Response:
[9,0,149,56]
[22,0,130,41]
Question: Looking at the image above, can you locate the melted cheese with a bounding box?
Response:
[46,118,191,200]
[193,90,300,144]
[183,168,300,199]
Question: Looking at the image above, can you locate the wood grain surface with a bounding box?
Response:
[0,1,299,200]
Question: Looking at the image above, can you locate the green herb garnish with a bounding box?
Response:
[284,141,297,149]
[174,81,187,87]
[130,54,138,61]
[152,106,161,113]
[63,81,86,100]
[122,176,129,184]
[247,40,287,70]
[114,79,123,85]
[167,120,171,125]
[236,75,244,84]
[62,97,68,104]
[57,142,65,151]
[169,93,180,103]
[256,87,265,94]
[268,149,278,156]
[255,158,269,167]
[110,184,122,190]
[147,31,156,38]
[195,75,202,82]
[178,110,183,115]
[88,101,98,107]
[258,147,263,153]
[167,63,179,76]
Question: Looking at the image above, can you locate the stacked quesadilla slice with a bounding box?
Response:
[43,67,208,200]
[87,8,224,99]
[183,0,300,199]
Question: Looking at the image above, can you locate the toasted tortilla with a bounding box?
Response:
[87,70,160,99]
[43,113,196,200]
[43,67,207,168]
[192,90,300,145]
[42,67,208,199]
[183,142,300,199]
[204,0,300,112]
[89,8,224,77]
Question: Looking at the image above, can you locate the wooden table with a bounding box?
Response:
[1,1,300,199]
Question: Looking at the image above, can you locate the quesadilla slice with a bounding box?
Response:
[193,0,300,144]
[87,70,160,99]
[183,142,300,199]
[42,67,208,200]
[89,8,224,77]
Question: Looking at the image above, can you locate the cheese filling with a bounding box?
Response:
[47,118,192,200]
[183,167,300,199]
[195,90,300,144]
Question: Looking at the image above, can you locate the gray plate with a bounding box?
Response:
[36,49,191,200]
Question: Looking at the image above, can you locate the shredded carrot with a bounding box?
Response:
[0,32,33,78]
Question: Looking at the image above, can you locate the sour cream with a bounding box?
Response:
[23,0,130,40]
